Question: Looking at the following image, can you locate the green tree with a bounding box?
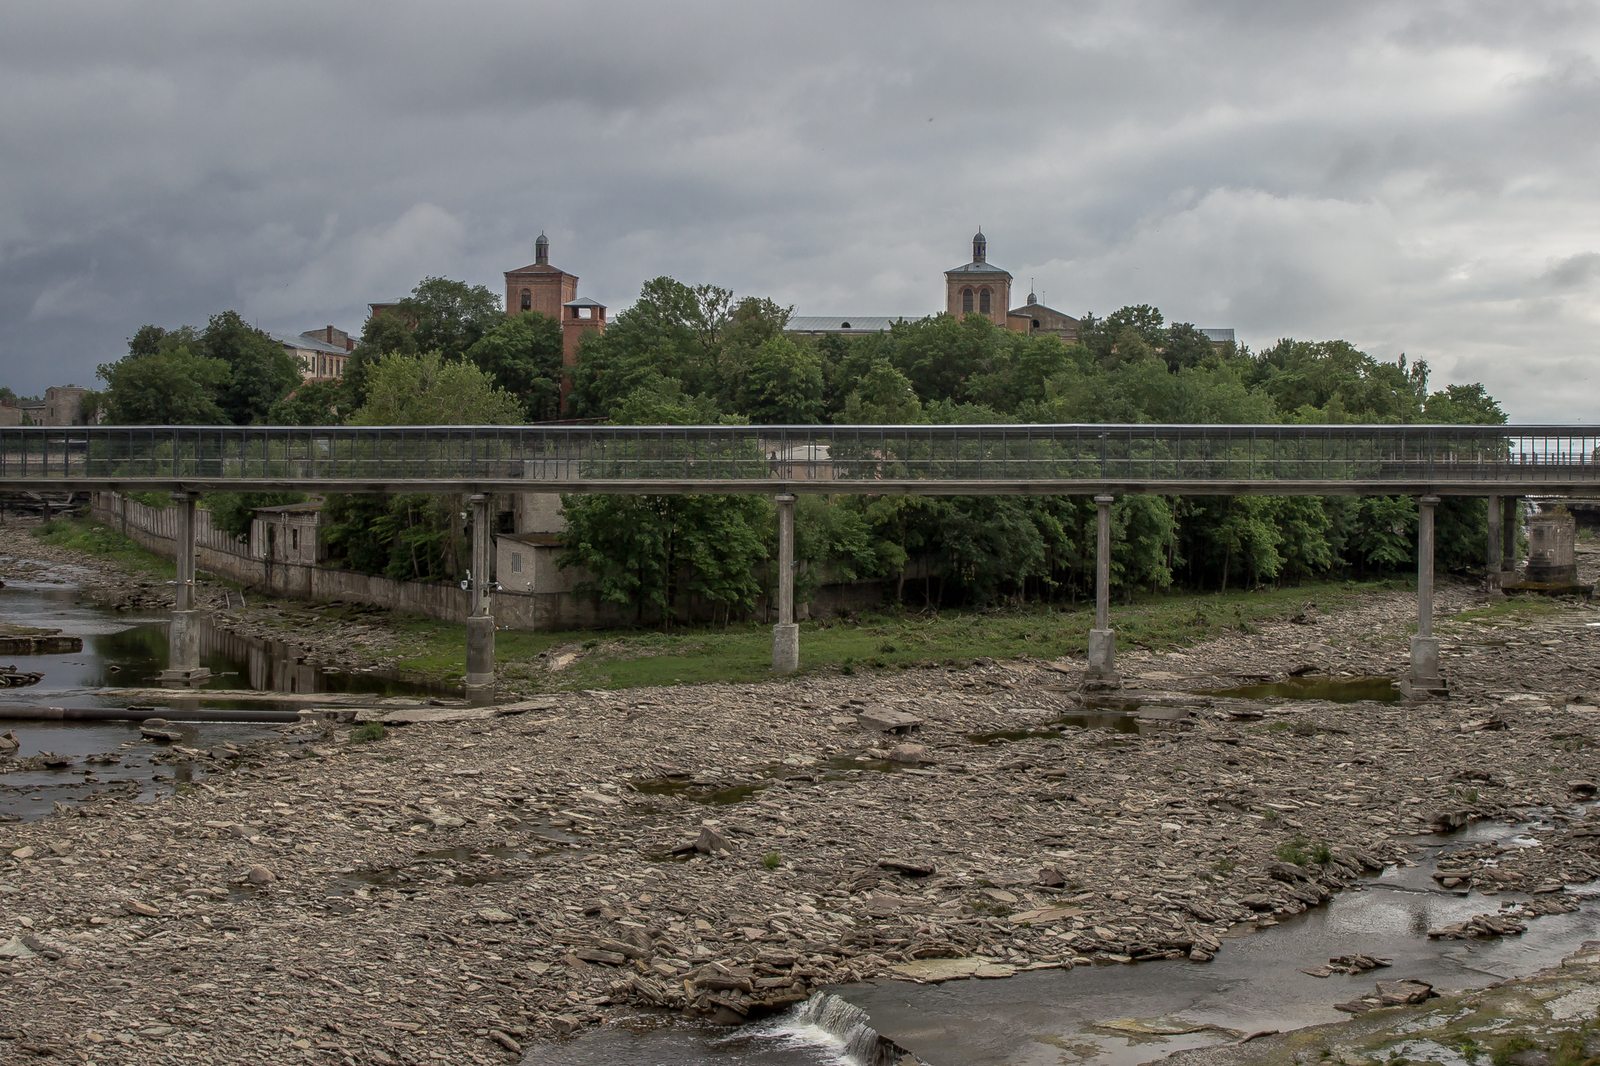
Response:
[398,277,502,360]
[842,360,924,423]
[96,343,229,425]
[557,493,770,626]
[465,312,564,420]
[343,308,419,408]
[350,350,524,426]
[567,277,733,417]
[203,311,302,425]
[734,336,825,423]
[267,381,348,426]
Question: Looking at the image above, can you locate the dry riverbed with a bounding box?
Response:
[2,528,1600,1064]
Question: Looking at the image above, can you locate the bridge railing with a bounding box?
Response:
[1,424,1598,488]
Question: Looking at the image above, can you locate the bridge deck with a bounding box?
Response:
[3,424,1598,496]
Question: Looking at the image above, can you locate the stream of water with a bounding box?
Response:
[0,563,447,821]
[534,816,1599,1065]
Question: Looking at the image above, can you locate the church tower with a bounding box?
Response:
[944,230,1012,325]
[504,232,578,320]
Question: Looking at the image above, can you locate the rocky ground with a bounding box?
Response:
[0,522,1598,1064]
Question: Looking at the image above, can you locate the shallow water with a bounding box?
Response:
[0,565,445,820]
[0,567,455,705]
[0,718,284,821]
[1200,675,1402,703]
[536,815,1600,1066]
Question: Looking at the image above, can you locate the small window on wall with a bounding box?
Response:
[521,290,532,311]
[497,510,515,533]
[979,289,991,314]
[962,289,974,314]
[291,529,299,551]
[511,552,522,574]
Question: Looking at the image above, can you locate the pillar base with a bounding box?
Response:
[1399,636,1448,700]
[1083,628,1122,691]
[771,623,799,674]
[463,615,496,689]
[1486,568,1504,593]
[156,667,212,687]
[158,610,210,685]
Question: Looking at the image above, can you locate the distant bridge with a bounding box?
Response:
[2,423,1599,496]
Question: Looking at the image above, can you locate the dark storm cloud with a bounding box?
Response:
[2,0,1599,419]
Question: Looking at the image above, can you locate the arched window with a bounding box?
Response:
[979,289,991,314]
[962,288,974,314]
[520,289,532,311]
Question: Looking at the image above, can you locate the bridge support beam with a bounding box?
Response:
[1401,494,1447,700]
[1084,494,1121,691]
[464,494,496,690]
[1486,494,1502,591]
[772,494,799,674]
[158,492,210,686]
[1501,496,1519,580]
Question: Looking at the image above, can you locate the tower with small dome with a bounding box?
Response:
[944,229,1013,325]
[504,232,578,321]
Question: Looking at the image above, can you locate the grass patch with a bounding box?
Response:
[762,851,782,871]
[382,578,1399,690]
[1275,834,1312,865]
[349,721,386,743]
[30,518,175,579]
[1448,600,1560,627]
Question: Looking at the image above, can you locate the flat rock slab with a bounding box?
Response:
[355,698,557,725]
[856,705,923,732]
[889,957,1017,983]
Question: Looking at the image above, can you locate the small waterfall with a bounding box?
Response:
[786,992,927,1066]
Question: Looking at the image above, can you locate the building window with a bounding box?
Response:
[521,290,532,311]
[291,529,299,551]
[962,288,974,314]
[979,289,991,314]
[511,552,522,574]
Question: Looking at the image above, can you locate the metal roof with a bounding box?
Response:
[269,332,348,356]
[562,297,606,308]
[786,316,901,333]
[945,261,1013,277]
[1201,328,1236,343]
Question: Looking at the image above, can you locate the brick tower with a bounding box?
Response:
[944,230,1012,325]
[504,233,578,320]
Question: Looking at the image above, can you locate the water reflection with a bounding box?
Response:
[0,581,455,703]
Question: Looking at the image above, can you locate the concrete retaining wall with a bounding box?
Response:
[89,491,896,631]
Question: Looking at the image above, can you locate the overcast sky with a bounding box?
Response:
[3,0,1599,420]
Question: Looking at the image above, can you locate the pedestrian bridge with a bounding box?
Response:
[3,423,1599,495]
[3,423,1586,690]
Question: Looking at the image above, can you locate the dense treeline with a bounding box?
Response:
[557,279,1503,620]
[88,274,1506,614]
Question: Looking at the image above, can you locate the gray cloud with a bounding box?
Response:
[2,0,1600,419]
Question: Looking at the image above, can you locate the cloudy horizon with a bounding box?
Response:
[3,0,1599,420]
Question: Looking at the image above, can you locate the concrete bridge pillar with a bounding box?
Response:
[158,491,210,685]
[772,494,799,674]
[1084,494,1121,691]
[1486,494,1502,591]
[1401,494,1447,699]
[464,494,496,690]
[1501,496,1519,580]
